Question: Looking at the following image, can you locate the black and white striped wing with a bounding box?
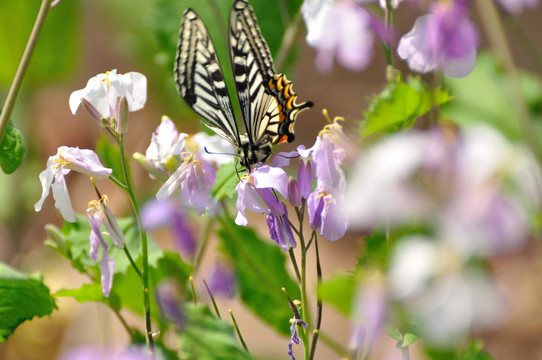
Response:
[175,9,240,146]
[229,0,278,146]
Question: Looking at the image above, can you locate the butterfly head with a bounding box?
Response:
[238,134,272,171]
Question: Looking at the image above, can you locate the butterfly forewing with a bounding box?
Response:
[175,9,240,146]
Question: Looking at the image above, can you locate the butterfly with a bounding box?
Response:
[174,0,313,171]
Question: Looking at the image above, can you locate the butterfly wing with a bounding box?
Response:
[175,9,241,146]
[228,0,277,146]
[229,0,313,147]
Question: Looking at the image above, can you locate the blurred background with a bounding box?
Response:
[1,0,542,359]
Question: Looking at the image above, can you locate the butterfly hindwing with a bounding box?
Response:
[229,0,313,147]
[229,0,277,147]
[175,9,240,146]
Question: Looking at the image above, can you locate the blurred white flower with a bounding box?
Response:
[346,124,541,257]
[389,236,504,345]
[497,0,539,15]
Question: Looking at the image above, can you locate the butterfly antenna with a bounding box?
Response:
[204,146,237,158]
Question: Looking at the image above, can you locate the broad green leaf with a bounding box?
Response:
[54,283,121,311]
[362,74,452,137]
[0,1,80,85]
[318,274,356,316]
[179,304,254,360]
[442,52,542,142]
[95,136,125,184]
[0,120,25,174]
[211,162,239,200]
[0,263,57,342]
[218,217,300,336]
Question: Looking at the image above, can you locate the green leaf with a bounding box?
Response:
[111,251,193,317]
[362,73,452,137]
[218,217,300,336]
[95,136,125,184]
[384,323,420,348]
[211,162,239,201]
[459,340,493,360]
[318,274,356,316]
[0,120,25,174]
[54,283,121,311]
[0,263,57,342]
[179,304,254,360]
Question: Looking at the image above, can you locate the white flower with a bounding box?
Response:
[389,236,504,345]
[69,70,147,132]
[145,116,187,175]
[34,147,112,222]
[189,132,235,167]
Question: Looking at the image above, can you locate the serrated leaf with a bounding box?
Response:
[211,162,239,201]
[318,275,356,316]
[95,136,125,184]
[179,304,254,360]
[0,263,57,342]
[218,217,300,336]
[0,120,25,174]
[362,75,452,137]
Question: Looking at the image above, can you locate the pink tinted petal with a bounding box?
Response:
[251,165,288,197]
[441,45,477,78]
[320,192,349,241]
[62,147,112,178]
[157,161,190,199]
[100,252,115,297]
[272,150,299,167]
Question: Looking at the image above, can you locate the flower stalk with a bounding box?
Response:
[0,0,53,141]
[118,134,154,352]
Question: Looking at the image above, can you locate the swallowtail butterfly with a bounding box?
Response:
[175,0,313,171]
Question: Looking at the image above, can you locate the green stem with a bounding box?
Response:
[0,0,53,140]
[475,0,542,163]
[123,245,142,278]
[193,216,213,271]
[309,233,322,360]
[382,0,394,67]
[203,280,221,319]
[229,309,250,353]
[118,134,154,353]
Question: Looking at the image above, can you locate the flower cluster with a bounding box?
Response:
[346,124,541,344]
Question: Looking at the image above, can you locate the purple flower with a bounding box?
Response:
[141,199,197,257]
[302,0,377,72]
[69,70,146,133]
[302,120,349,241]
[497,0,539,15]
[155,280,185,328]
[234,165,296,249]
[397,0,479,78]
[60,346,151,360]
[156,154,214,215]
[34,146,112,223]
[288,317,308,360]
[207,260,237,298]
[86,195,126,297]
[234,165,288,225]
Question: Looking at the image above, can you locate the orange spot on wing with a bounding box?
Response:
[277,135,289,144]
